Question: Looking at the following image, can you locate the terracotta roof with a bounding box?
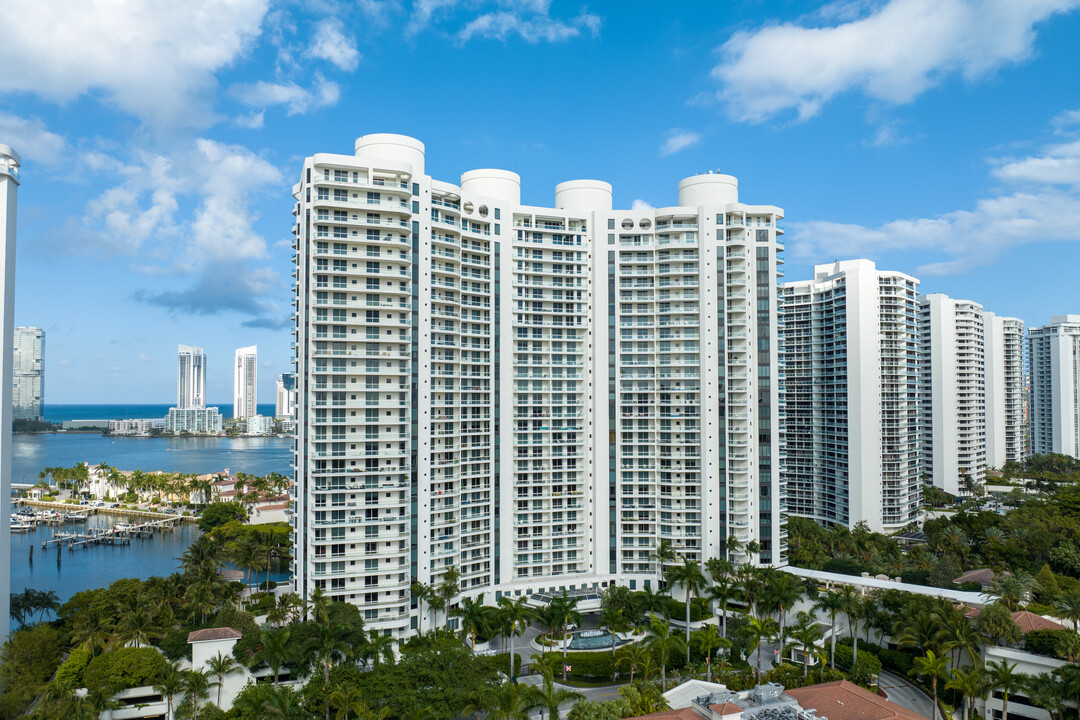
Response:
[710,702,744,716]
[1010,611,1066,633]
[187,627,243,643]
[256,503,290,511]
[628,709,702,720]
[787,680,929,720]
[953,568,1006,587]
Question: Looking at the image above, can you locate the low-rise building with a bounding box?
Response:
[108,418,166,436]
[164,406,223,433]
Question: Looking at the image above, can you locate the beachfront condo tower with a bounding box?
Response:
[234,345,258,420]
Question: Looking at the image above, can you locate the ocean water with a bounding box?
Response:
[9,432,293,601]
[44,403,277,423]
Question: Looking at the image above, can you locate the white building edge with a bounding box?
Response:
[291,133,787,638]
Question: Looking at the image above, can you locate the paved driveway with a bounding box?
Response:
[879,670,938,720]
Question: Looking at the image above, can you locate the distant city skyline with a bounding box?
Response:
[0,2,1078,403]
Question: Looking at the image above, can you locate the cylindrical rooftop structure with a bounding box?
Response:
[678,172,738,207]
[461,169,521,206]
[554,179,612,213]
[354,134,425,178]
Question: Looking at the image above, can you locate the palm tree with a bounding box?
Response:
[910,650,949,720]
[257,628,292,689]
[666,556,708,664]
[1027,673,1068,720]
[1053,590,1080,632]
[471,681,531,720]
[987,571,1035,611]
[616,643,650,684]
[643,613,685,691]
[366,629,396,670]
[895,607,947,656]
[497,595,534,680]
[314,622,350,684]
[692,624,729,682]
[263,686,308,720]
[523,669,585,720]
[154,661,184,720]
[743,616,780,684]
[550,592,583,681]
[650,539,677,587]
[206,651,241,708]
[599,606,627,654]
[329,687,366,720]
[34,590,60,622]
[788,612,825,678]
[941,612,983,670]
[708,572,738,640]
[986,659,1023,720]
[453,593,492,651]
[633,585,669,620]
[410,581,433,633]
[437,565,461,633]
[71,608,111,656]
[765,572,802,663]
[838,585,863,664]
[182,668,214,720]
[946,666,987,720]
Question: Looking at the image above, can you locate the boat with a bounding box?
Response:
[64,512,88,522]
[113,522,140,532]
[11,521,32,533]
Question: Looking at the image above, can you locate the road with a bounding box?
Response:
[878,670,938,720]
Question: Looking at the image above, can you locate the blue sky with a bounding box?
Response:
[2,0,1079,403]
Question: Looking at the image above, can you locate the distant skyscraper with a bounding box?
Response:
[780,260,922,533]
[12,326,44,421]
[275,373,296,419]
[1029,315,1080,459]
[920,294,987,495]
[177,345,206,409]
[1,143,21,642]
[234,345,257,420]
[983,312,1025,467]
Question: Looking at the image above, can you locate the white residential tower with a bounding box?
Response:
[1029,315,1080,459]
[983,312,1025,467]
[234,345,258,420]
[177,345,206,409]
[12,326,44,421]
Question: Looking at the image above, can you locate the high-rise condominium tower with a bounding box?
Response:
[177,345,206,409]
[12,326,44,421]
[920,294,987,495]
[983,312,1025,467]
[1029,315,1080,458]
[0,144,20,642]
[234,345,258,420]
[291,133,786,637]
[780,260,921,533]
[276,373,296,419]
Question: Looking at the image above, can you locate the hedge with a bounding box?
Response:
[53,648,91,689]
[1023,629,1072,657]
[83,647,169,694]
[476,652,522,678]
[837,639,914,675]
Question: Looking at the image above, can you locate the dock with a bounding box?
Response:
[14,499,195,522]
[40,517,185,549]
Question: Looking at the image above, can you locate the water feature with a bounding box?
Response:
[567,629,630,650]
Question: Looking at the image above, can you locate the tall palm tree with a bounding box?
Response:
[692,624,729,682]
[941,613,983,670]
[257,628,292,689]
[838,586,863,664]
[154,661,184,720]
[988,571,1035,611]
[765,572,802,663]
[708,573,738,640]
[437,565,461,633]
[649,540,677,588]
[986,659,1023,720]
[813,590,846,669]
[633,585,669,620]
[496,595,534,680]
[743,616,780,684]
[643,613,685,691]
[71,608,111,657]
[666,556,708,665]
[206,651,241,709]
[410,581,433,633]
[946,666,987,720]
[910,650,949,720]
[788,612,825,679]
[182,668,214,720]
[366,629,396,670]
[1026,674,1068,720]
[598,606,627,654]
[471,681,531,720]
[523,669,585,720]
[453,593,492,651]
[616,643,650,684]
[329,687,366,720]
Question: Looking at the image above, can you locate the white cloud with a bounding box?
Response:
[1052,109,1080,128]
[58,359,73,367]
[138,353,153,362]
[660,129,701,156]
[864,119,915,148]
[234,111,266,129]
[710,0,1079,123]
[0,113,66,164]
[0,0,270,127]
[458,9,600,42]
[310,19,361,71]
[229,75,340,115]
[407,0,459,35]
[631,199,655,211]
[791,119,1080,275]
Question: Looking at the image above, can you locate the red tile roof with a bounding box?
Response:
[187,627,243,643]
[1010,611,1066,633]
[710,703,744,716]
[787,680,929,720]
[629,709,702,720]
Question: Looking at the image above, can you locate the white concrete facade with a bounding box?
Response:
[919,294,987,495]
[983,312,1025,467]
[1029,314,1080,458]
[275,372,296,419]
[12,326,43,421]
[780,260,921,533]
[177,344,206,409]
[233,345,257,420]
[164,406,223,433]
[0,144,19,643]
[290,133,787,638]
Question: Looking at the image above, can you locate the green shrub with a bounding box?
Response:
[53,648,91,688]
[837,639,914,675]
[1024,629,1072,657]
[160,628,193,661]
[83,647,168,694]
[197,502,246,532]
[476,652,522,678]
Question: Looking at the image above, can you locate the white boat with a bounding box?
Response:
[113,522,140,532]
[64,512,88,522]
[11,521,32,533]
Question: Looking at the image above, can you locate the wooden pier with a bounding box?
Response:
[41,516,186,550]
[14,498,195,522]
